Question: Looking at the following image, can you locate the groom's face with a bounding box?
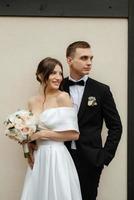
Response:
[67,48,93,79]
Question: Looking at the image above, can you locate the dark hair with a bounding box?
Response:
[36,57,63,84]
[66,41,91,58]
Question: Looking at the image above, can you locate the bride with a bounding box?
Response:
[20,57,82,200]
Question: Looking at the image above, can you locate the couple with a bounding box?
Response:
[21,41,122,200]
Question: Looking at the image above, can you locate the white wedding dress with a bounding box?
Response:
[21,107,82,200]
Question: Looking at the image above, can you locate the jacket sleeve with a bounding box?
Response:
[101,86,122,166]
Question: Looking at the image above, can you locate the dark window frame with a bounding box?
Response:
[0,0,133,199]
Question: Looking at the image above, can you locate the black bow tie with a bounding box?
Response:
[68,79,85,86]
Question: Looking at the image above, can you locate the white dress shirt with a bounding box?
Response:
[69,75,88,149]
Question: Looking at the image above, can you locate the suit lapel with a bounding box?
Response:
[78,77,93,120]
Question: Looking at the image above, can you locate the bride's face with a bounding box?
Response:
[46,64,63,90]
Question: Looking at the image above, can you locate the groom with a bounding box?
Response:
[63,41,122,200]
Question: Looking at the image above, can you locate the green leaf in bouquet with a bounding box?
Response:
[16,114,21,119]
[36,125,42,132]
[8,127,15,131]
[7,119,12,124]
[29,112,33,116]
[4,119,12,125]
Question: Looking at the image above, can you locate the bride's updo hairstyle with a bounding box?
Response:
[36,57,63,84]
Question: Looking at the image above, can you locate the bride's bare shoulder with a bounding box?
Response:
[57,91,72,107]
[28,95,43,109]
[28,95,42,104]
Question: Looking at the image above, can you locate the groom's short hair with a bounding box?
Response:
[66,41,91,58]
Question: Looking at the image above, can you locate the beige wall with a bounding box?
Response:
[0,18,127,200]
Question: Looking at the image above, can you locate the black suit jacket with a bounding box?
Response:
[63,77,122,167]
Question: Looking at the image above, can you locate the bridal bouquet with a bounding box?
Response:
[4,110,38,158]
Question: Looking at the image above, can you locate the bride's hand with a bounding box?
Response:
[30,130,49,141]
[30,131,41,141]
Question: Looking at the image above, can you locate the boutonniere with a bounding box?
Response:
[87,96,97,106]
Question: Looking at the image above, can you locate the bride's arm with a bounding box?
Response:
[30,129,79,142]
[26,97,38,169]
[30,92,79,142]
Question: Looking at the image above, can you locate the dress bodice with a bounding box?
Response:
[38,107,79,132]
